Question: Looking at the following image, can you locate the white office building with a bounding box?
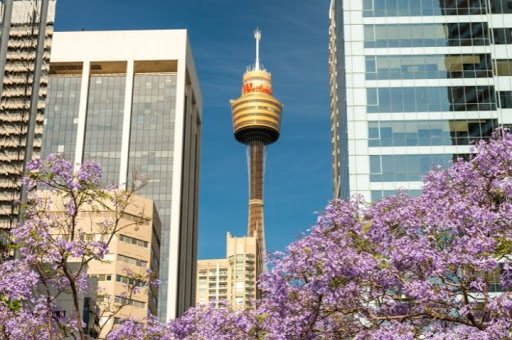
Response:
[330,0,512,201]
[42,30,202,320]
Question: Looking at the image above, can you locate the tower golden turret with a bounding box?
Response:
[230,29,283,276]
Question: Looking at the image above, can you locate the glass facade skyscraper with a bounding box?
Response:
[42,30,202,321]
[329,0,512,201]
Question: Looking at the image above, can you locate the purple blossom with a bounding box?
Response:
[7,133,512,338]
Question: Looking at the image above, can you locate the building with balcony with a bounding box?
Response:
[196,233,257,311]
[0,0,56,229]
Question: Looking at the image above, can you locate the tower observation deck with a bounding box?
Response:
[230,29,283,276]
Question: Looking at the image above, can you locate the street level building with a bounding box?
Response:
[329,0,512,201]
[0,0,56,229]
[41,30,202,321]
[196,233,257,311]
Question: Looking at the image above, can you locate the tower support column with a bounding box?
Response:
[248,139,265,237]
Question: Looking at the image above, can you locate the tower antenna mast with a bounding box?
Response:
[254,28,261,70]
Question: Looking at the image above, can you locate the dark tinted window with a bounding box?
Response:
[365,23,490,48]
[363,0,487,16]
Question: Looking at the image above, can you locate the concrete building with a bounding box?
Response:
[41,30,202,320]
[79,194,160,338]
[45,192,160,338]
[0,0,56,229]
[196,233,257,311]
[329,0,512,201]
[196,258,229,308]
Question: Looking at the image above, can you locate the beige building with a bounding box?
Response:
[196,259,229,308]
[48,192,161,338]
[196,233,257,311]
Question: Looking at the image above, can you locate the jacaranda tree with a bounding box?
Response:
[3,130,512,339]
[0,155,157,339]
[112,130,512,339]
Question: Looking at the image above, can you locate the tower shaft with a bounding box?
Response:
[248,140,265,271]
[247,140,265,243]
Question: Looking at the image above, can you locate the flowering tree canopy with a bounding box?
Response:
[4,131,512,339]
[0,155,157,339]
[111,130,512,339]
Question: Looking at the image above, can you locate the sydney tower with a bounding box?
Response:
[230,30,283,276]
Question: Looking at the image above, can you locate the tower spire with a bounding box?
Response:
[254,28,261,70]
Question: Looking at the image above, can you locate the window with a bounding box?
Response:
[116,275,144,288]
[364,23,490,48]
[119,234,149,248]
[370,154,468,182]
[490,0,512,13]
[83,75,126,185]
[493,28,512,45]
[371,190,423,202]
[89,274,112,281]
[499,92,512,109]
[363,0,487,16]
[42,75,82,162]
[495,60,512,76]
[366,54,492,80]
[368,119,497,147]
[114,296,145,309]
[118,254,147,267]
[367,86,496,113]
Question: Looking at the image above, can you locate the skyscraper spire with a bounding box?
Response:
[230,29,283,277]
[254,28,261,70]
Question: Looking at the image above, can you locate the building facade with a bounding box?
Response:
[80,194,160,338]
[196,258,230,308]
[330,0,512,201]
[0,0,56,229]
[45,192,160,338]
[196,233,257,311]
[41,30,202,320]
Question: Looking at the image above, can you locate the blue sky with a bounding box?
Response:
[56,0,332,259]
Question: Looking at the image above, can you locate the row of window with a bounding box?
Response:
[366,54,493,80]
[119,234,149,248]
[363,0,511,17]
[370,154,467,182]
[88,274,112,281]
[368,119,498,147]
[118,254,148,268]
[371,189,423,202]
[116,274,145,288]
[126,75,178,295]
[364,25,512,48]
[366,56,512,80]
[364,23,489,48]
[367,86,496,113]
[42,76,81,163]
[88,274,144,288]
[114,296,145,309]
[83,75,126,186]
